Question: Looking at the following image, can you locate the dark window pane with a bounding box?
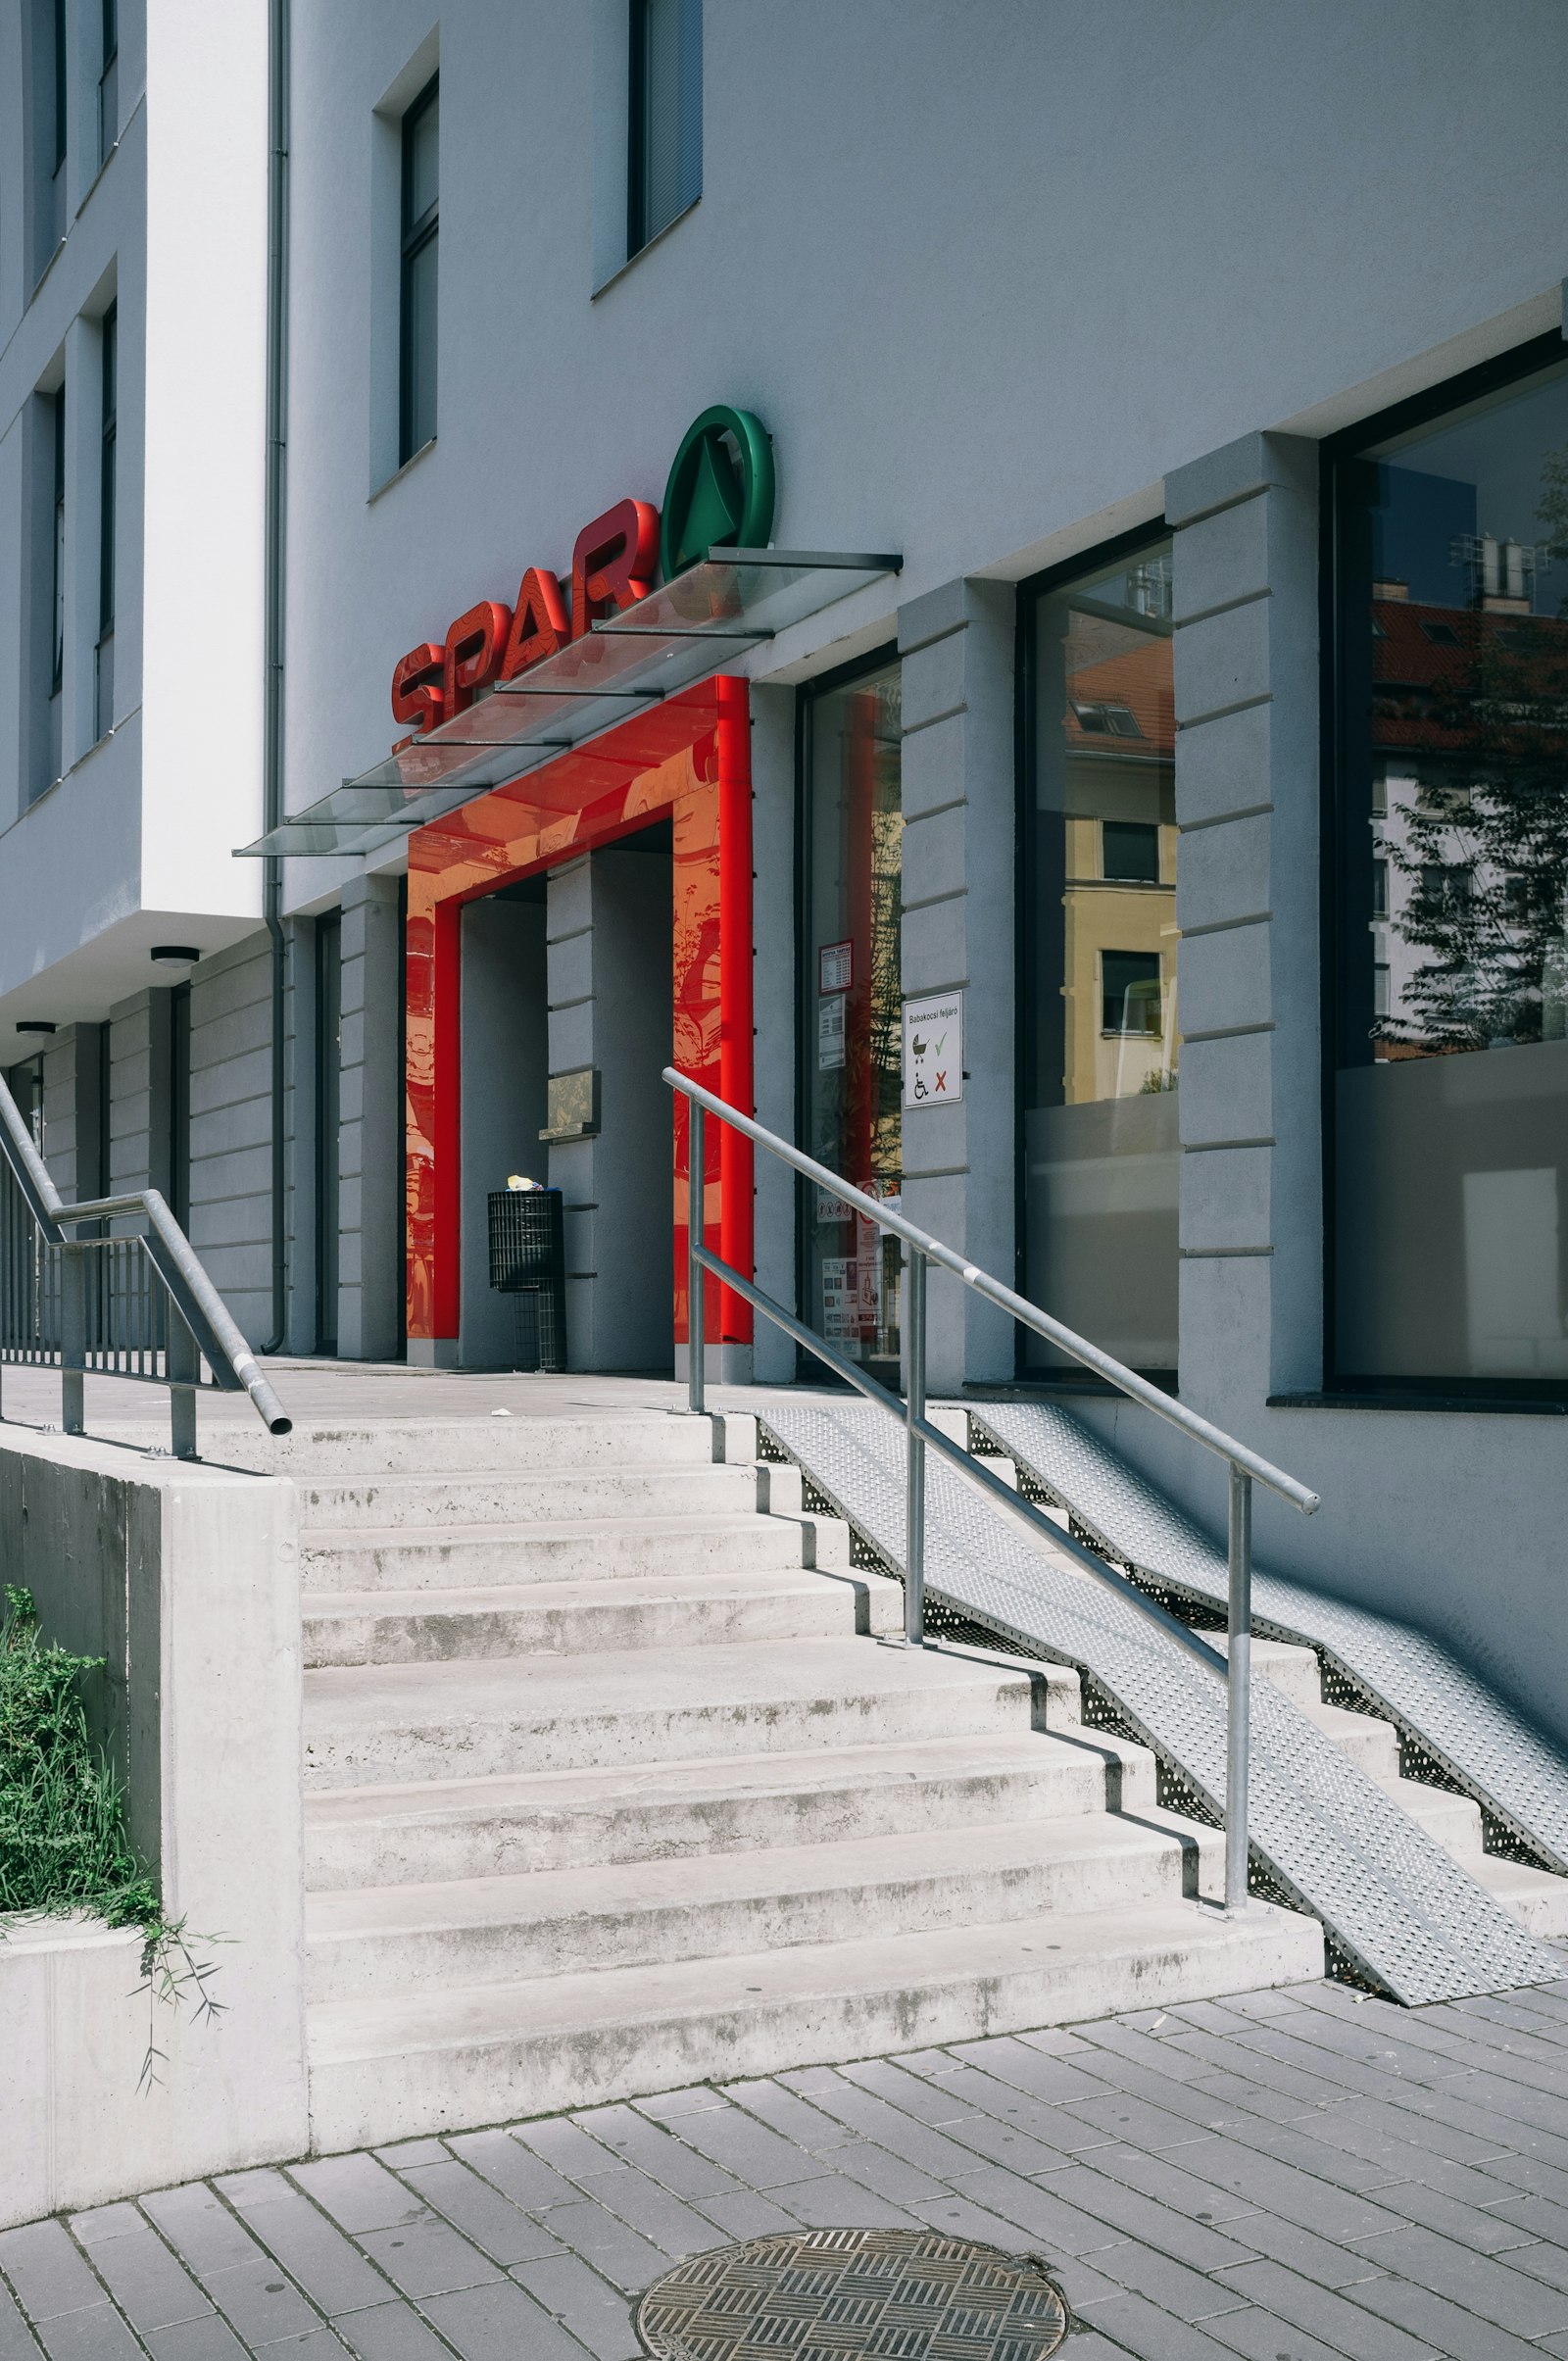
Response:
[405,89,438,230]
[1102,818,1160,882]
[629,0,701,253]
[1022,539,1178,1376]
[801,660,903,1381]
[402,234,438,456]
[1332,352,1568,1385]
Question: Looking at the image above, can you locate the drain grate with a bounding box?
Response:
[635,2227,1068,2359]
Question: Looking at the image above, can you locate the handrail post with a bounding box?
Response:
[687,1100,705,1415]
[60,1243,85,1438]
[1225,1462,1253,1913]
[167,1303,200,1460]
[904,1248,926,1647]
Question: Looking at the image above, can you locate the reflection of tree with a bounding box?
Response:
[1377,446,1568,1054]
[1379,625,1568,1051]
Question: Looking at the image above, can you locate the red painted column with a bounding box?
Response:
[715,674,755,1345]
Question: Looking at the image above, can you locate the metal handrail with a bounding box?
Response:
[0,1075,290,1454]
[665,1065,1320,1916]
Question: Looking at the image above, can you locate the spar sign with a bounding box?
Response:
[389,406,775,740]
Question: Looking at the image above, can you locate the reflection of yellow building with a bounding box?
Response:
[1056,631,1178,1105]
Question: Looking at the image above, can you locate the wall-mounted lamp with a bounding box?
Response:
[15,1020,58,1036]
[151,946,201,969]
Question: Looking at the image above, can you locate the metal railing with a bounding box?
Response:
[0,1077,290,1455]
[667,1067,1320,1916]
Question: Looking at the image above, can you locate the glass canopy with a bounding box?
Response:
[235,550,901,859]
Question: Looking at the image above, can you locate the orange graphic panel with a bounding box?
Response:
[404,677,753,1350]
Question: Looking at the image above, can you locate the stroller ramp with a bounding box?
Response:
[760,1401,1560,2007]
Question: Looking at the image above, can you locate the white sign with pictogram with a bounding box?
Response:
[902,993,963,1108]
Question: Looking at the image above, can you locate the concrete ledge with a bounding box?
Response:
[0,1430,306,2227]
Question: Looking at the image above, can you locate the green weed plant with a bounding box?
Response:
[0,1584,221,2085]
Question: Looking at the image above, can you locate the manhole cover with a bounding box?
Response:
[635,2225,1069,2359]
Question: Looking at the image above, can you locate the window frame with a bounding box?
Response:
[99,304,116,643]
[1014,519,1177,1387]
[626,0,703,261]
[398,72,439,467]
[793,639,902,1387]
[1318,326,1568,1406]
[99,0,119,162]
[50,382,66,701]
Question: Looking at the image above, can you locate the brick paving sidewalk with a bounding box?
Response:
[8,1975,1568,2361]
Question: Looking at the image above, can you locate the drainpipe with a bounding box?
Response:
[262,0,290,1353]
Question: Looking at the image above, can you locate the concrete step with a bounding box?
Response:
[306,1894,1325,2150]
[301,1565,906,1668]
[294,1461,760,1532]
[213,1411,718,1478]
[305,1807,1224,2001]
[298,1509,838,1594]
[302,1638,1054,1791]
[302,1723,1149,1892]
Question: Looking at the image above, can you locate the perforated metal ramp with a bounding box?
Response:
[760,1401,1558,2005]
[971,1399,1568,1880]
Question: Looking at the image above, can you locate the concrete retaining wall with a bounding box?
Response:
[0,1430,306,2227]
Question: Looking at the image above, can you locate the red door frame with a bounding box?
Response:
[404,676,754,1353]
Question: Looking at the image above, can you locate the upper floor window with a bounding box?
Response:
[627,0,702,257]
[97,306,117,738]
[399,75,438,465]
[51,384,66,699]
[99,0,119,164]
[1329,344,1568,1393]
[52,0,67,176]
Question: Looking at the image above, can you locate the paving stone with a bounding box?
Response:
[569,2167,727,2257]
[883,2058,1083,2162]
[1481,2150,1568,2209]
[655,2103,824,2189]
[0,2224,111,2323]
[1346,2271,1554,2361]
[1203,2302,1368,2361]
[369,2146,445,2173]
[137,2195,256,2281]
[23,2309,144,2361]
[419,2278,589,2361]
[1065,2286,1261,2360]
[1121,2135,1408,2246]
[1365,2174,1541,2253]
[1074,2020,1221,2086]
[208,2177,390,2315]
[191,2261,321,2348]
[1063,2090,1245,2155]
[1079,2143,1260,2227]
[717,2080,854,2152]
[631,2089,726,2121]
[1208,2205,1381,2290]
[393,2160,559,2268]
[818,2140,946,2204]
[1498,2237,1568,2295]
[567,2108,741,2200]
[1488,2189,1568,2245]
[1086,2237,1250,2325]
[941,2167,1125,2259]
[283,2161,427,2238]
[1220,2257,1466,2360]
[534,2201,669,2292]
[946,2036,1109,2105]
[764,2176,913,2231]
[331,2303,455,2361]
[509,2255,638,2361]
[777,2072,1045,2180]
[442,2132,577,2214]
[64,2217,141,2253]
[1349,2222,1568,2337]
[691,2190,800,2241]
[141,2321,250,2361]
[352,2225,500,2302]
[1044,2163,1259,2270]
[0,2281,46,2361]
[73,2228,211,2335]
[510,2121,622,2187]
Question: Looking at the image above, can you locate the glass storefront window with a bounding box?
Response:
[1022,540,1178,1377]
[1332,351,1568,1390]
[800,656,903,1386]
[1332,347,1568,1378]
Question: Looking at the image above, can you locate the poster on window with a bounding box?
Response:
[817,993,847,1071]
[818,939,854,996]
[902,993,963,1107]
[820,1255,856,1338]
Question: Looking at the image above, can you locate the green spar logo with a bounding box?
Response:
[662,406,775,579]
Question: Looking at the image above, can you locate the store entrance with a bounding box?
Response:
[459,876,548,1367]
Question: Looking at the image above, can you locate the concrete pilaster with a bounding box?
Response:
[339,876,405,1361]
[1167,432,1322,1422]
[897,578,1015,1392]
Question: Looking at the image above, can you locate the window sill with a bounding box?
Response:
[1267,1388,1568,1418]
[592,193,701,300]
[369,436,437,504]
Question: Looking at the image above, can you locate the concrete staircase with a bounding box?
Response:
[277,1406,1322,2152]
